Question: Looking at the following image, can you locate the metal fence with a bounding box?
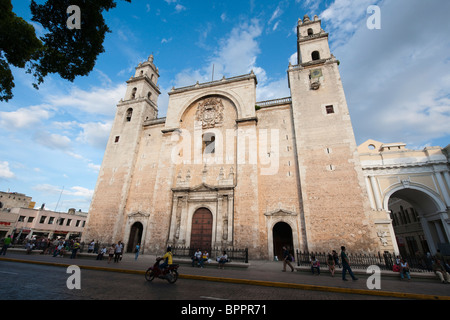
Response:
[295,250,437,273]
[171,246,249,263]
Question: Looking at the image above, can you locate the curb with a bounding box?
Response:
[1,257,449,301]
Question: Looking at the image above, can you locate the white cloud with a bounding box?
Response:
[0,105,52,130]
[175,4,186,12]
[171,19,263,89]
[34,132,72,151]
[269,7,282,25]
[329,0,450,146]
[0,161,15,180]
[46,83,126,117]
[77,122,112,149]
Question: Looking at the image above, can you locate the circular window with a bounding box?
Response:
[368,144,376,150]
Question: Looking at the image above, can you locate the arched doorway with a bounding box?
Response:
[190,208,213,250]
[127,222,143,253]
[273,222,294,260]
[386,187,449,255]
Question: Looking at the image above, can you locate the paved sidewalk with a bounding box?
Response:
[1,250,449,300]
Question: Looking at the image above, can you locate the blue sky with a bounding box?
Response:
[1,0,449,212]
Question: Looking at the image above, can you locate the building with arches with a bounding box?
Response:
[358,140,450,256]
[82,15,448,259]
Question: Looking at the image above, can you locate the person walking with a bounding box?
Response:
[282,246,294,272]
[340,246,358,281]
[135,243,140,260]
[107,244,115,264]
[0,235,12,255]
[114,242,122,263]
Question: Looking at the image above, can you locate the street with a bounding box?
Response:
[0,260,400,301]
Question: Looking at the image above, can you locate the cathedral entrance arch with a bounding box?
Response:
[273,222,294,260]
[385,186,449,255]
[127,222,143,253]
[190,208,213,250]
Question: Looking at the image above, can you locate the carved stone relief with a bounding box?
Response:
[195,97,224,129]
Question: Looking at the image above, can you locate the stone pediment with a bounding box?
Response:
[264,209,297,217]
[190,183,217,192]
[128,211,150,218]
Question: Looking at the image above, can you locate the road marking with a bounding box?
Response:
[200,296,228,300]
[0,270,18,275]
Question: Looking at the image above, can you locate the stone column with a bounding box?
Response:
[435,172,450,207]
[370,175,383,210]
[365,176,376,210]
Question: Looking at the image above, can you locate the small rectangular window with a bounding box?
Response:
[326,105,334,114]
[115,136,120,143]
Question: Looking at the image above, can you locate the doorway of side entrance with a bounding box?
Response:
[127,222,143,253]
[273,222,294,260]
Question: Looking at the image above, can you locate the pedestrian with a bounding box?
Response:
[218,250,228,269]
[435,250,450,273]
[332,250,341,268]
[340,246,358,281]
[88,240,95,253]
[199,250,209,268]
[192,249,202,267]
[432,259,450,284]
[25,241,34,254]
[310,254,320,275]
[114,242,122,263]
[97,246,107,260]
[327,253,335,277]
[70,239,80,259]
[135,243,140,260]
[399,258,411,281]
[118,241,124,261]
[0,235,12,256]
[108,244,116,264]
[281,246,294,272]
[53,240,63,257]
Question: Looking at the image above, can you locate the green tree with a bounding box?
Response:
[0,0,131,102]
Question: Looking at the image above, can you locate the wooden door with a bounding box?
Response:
[190,208,213,250]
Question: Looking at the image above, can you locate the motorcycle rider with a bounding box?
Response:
[159,246,173,270]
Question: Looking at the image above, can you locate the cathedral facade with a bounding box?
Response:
[83,16,393,259]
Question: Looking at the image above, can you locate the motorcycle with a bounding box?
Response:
[145,257,179,284]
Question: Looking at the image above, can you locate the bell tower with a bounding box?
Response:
[288,15,382,253]
[83,55,161,244]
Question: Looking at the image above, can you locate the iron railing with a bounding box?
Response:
[171,246,249,263]
[296,250,437,273]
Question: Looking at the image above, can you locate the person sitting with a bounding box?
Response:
[433,259,450,284]
[218,251,228,269]
[327,253,335,277]
[199,250,209,268]
[399,258,411,281]
[310,254,320,275]
[192,249,202,267]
